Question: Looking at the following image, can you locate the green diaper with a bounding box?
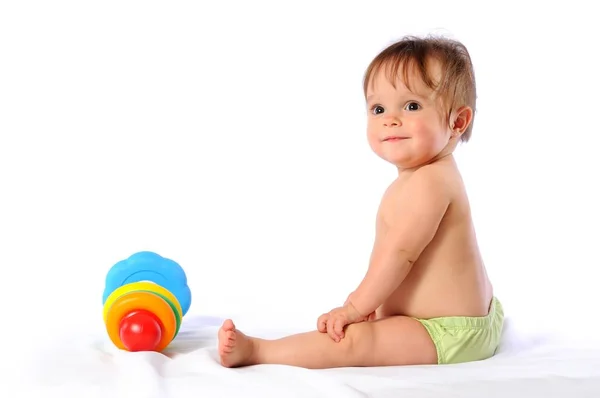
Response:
[414,297,504,365]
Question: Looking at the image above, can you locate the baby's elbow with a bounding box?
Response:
[393,236,437,265]
[392,247,419,267]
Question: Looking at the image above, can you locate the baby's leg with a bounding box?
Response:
[217,316,437,369]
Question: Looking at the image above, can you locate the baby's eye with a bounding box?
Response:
[404,102,421,111]
[372,105,385,115]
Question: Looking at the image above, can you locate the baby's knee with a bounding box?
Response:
[342,322,375,362]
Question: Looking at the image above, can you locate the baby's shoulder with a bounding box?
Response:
[406,162,455,192]
[385,164,453,205]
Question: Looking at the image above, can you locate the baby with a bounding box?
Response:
[217,35,504,368]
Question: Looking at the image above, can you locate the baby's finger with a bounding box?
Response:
[317,314,329,333]
[326,318,340,342]
[334,318,346,340]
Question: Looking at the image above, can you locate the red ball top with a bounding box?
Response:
[119,310,163,352]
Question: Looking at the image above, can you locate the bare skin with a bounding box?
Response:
[218,316,436,368]
[217,157,492,369]
[374,157,493,321]
[217,61,494,369]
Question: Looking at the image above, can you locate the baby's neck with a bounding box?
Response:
[396,152,455,175]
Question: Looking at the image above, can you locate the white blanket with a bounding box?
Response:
[10,315,600,398]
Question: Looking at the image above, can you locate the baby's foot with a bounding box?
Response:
[218,319,255,367]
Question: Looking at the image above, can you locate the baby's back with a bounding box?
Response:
[377,158,494,319]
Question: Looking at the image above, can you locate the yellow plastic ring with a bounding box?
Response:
[138,290,182,337]
[103,281,182,323]
[105,291,177,352]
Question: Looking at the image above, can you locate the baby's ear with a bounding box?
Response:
[450,106,473,137]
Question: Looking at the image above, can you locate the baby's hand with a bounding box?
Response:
[317,302,368,342]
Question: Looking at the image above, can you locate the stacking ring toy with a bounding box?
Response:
[102,251,193,352]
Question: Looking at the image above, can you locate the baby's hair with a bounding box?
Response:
[363,35,477,142]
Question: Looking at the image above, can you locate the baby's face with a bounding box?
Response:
[365,65,452,169]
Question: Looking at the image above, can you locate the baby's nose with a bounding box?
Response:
[383,118,401,127]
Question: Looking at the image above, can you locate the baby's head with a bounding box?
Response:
[363,35,476,169]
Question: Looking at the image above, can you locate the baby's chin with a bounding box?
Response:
[375,149,413,166]
[380,153,434,170]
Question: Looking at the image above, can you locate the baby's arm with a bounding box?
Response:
[348,169,451,317]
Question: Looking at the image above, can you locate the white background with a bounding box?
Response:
[1,0,599,359]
